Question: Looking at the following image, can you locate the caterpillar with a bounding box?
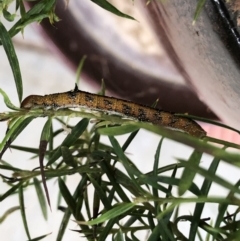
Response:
[21,86,206,138]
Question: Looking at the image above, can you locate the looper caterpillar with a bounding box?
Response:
[21,86,206,138]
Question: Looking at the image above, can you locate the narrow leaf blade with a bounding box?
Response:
[78,202,135,225]
[178,150,202,196]
[0,23,23,102]
[33,178,48,220]
[39,118,52,210]
[19,185,31,240]
[90,0,136,20]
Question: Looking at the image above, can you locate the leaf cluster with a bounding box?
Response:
[1,100,240,241]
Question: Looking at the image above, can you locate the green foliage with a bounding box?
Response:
[89,0,136,20]
[0,0,239,240]
[0,23,22,102]
[193,0,207,24]
[1,92,240,241]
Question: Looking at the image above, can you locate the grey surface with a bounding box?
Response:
[144,0,240,129]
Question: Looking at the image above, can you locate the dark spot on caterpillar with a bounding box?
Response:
[52,103,60,109]
[138,108,148,121]
[153,110,163,123]
[85,94,94,102]
[168,116,178,125]
[182,120,193,131]
[104,99,113,110]
[67,91,77,99]
[43,102,48,108]
[122,104,132,115]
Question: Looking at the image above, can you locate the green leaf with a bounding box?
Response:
[58,178,76,215]
[98,218,118,241]
[109,136,142,177]
[10,145,42,154]
[109,136,148,198]
[137,175,201,196]
[15,13,50,31]
[77,202,135,225]
[56,175,90,241]
[0,181,23,201]
[5,0,56,39]
[98,125,139,136]
[109,136,148,199]
[0,116,35,159]
[189,153,222,241]
[19,184,31,240]
[0,163,21,171]
[92,177,100,219]
[132,122,240,168]
[178,159,240,195]
[28,0,55,15]
[26,233,51,241]
[99,160,130,203]
[0,22,23,103]
[0,116,26,153]
[56,208,72,241]
[75,55,87,86]
[158,220,176,241]
[178,150,203,196]
[8,116,35,142]
[147,210,156,231]
[3,9,16,21]
[18,0,26,18]
[0,88,21,110]
[83,186,91,220]
[193,0,207,24]
[0,206,20,223]
[121,129,139,152]
[47,118,89,165]
[39,118,52,210]
[98,78,106,96]
[176,113,240,136]
[61,146,77,168]
[153,138,163,176]
[213,179,240,240]
[115,228,124,241]
[152,138,164,210]
[33,178,48,220]
[40,118,52,141]
[90,0,136,20]
[143,221,160,241]
[131,231,140,241]
[88,174,112,209]
[43,165,99,178]
[137,175,169,194]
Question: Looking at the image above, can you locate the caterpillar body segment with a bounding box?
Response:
[21,89,206,138]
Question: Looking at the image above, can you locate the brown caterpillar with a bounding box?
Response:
[21,87,206,138]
